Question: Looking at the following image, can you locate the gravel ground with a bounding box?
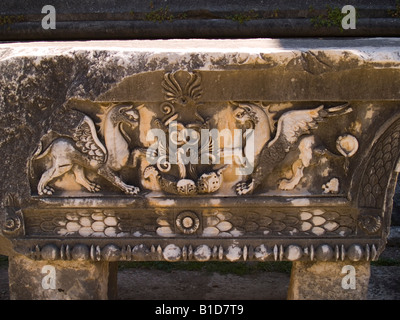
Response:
[117,268,290,300]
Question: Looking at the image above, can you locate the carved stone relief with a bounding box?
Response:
[31,103,142,196]
[2,68,397,263]
[28,71,355,199]
[356,118,400,236]
[24,206,356,239]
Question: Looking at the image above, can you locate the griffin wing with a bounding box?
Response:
[249,103,352,189]
[73,116,107,164]
[268,103,352,150]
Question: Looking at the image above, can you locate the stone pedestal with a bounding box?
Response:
[8,255,117,300]
[287,260,370,300]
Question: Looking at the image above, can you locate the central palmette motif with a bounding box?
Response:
[143,71,255,195]
[29,71,355,197]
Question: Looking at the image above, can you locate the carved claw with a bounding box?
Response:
[235,180,254,195]
[143,166,159,180]
[88,183,101,193]
[278,180,289,190]
[41,186,55,195]
[123,185,140,195]
[278,179,295,191]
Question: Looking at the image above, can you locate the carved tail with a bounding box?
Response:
[29,141,50,181]
[31,130,63,161]
[29,131,63,180]
[31,141,51,161]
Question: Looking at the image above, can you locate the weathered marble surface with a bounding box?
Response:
[0,39,400,267]
[8,254,113,299]
[288,260,370,300]
[1,37,400,300]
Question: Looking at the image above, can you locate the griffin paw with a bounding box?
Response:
[88,183,101,193]
[235,182,253,195]
[42,186,55,195]
[124,186,140,195]
[143,166,159,179]
[38,186,55,196]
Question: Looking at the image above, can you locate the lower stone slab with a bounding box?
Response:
[287,260,370,300]
[8,254,115,300]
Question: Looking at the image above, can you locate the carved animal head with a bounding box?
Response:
[98,104,141,137]
[114,104,140,129]
[233,104,259,127]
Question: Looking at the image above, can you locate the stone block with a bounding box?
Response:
[0,38,399,299]
[8,254,114,300]
[288,260,370,300]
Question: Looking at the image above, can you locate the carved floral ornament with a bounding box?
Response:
[29,71,357,198]
[175,211,200,234]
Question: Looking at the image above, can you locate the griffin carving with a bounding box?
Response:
[235,103,352,195]
[32,104,143,195]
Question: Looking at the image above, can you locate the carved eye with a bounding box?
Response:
[235,111,244,118]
